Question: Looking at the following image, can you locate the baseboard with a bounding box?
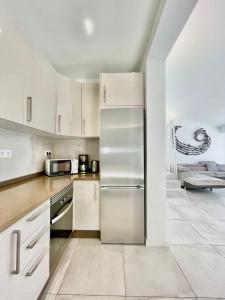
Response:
[145,239,168,247]
[71,230,100,238]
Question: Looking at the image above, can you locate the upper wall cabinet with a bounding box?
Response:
[56,74,81,136]
[24,53,57,134]
[0,24,57,134]
[99,73,144,107]
[0,26,32,124]
[81,83,99,137]
[56,80,99,137]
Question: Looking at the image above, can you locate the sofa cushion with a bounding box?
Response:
[199,161,216,167]
[177,166,207,172]
[217,164,225,172]
[215,172,225,178]
[205,161,218,171]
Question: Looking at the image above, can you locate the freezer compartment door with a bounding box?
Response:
[100,187,145,244]
[100,108,144,186]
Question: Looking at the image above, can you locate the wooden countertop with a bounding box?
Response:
[0,173,100,233]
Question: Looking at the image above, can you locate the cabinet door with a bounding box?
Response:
[24,53,57,133]
[81,83,99,137]
[56,74,82,136]
[100,73,144,106]
[0,26,32,124]
[74,181,99,230]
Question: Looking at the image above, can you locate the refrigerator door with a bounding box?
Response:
[101,186,145,244]
[100,108,144,186]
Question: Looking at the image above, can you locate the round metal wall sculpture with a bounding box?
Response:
[175,126,211,155]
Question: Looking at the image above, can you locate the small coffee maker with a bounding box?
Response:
[79,154,89,173]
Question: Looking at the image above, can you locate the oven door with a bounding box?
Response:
[50,200,73,273]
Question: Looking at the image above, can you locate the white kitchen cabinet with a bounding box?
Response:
[0,200,50,300]
[56,74,82,136]
[81,83,99,137]
[73,181,100,230]
[99,73,144,106]
[24,52,57,134]
[0,26,33,124]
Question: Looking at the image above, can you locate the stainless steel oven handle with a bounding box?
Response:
[26,225,50,249]
[51,201,73,225]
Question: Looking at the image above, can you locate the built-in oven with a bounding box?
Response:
[50,183,73,274]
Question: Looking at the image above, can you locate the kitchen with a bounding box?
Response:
[0,1,195,299]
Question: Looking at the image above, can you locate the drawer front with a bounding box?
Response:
[21,227,50,271]
[21,249,49,300]
[21,200,50,244]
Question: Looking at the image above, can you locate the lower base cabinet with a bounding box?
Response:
[0,200,50,300]
[73,180,100,231]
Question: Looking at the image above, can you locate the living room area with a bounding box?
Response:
[166,0,225,250]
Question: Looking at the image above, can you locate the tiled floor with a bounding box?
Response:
[42,188,225,300]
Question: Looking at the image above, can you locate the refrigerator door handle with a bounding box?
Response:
[101,185,144,190]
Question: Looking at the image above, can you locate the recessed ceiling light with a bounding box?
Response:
[84,18,94,35]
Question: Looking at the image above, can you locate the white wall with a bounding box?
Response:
[0,128,54,182]
[145,59,166,246]
[174,120,225,164]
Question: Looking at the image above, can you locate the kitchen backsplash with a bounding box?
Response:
[0,127,100,182]
[0,128,54,182]
[53,139,99,162]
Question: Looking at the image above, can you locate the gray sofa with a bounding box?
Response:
[177,161,225,185]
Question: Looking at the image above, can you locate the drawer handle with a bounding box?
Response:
[103,85,106,103]
[58,114,62,133]
[11,230,21,275]
[26,225,50,249]
[25,248,48,277]
[26,205,49,222]
[27,97,32,122]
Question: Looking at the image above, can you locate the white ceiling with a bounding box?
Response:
[166,0,225,127]
[2,0,159,79]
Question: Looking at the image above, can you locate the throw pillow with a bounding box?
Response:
[205,161,218,171]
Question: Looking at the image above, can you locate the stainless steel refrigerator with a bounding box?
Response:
[100,108,145,244]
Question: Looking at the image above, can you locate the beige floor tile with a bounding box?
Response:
[59,245,125,296]
[201,206,225,220]
[40,294,56,300]
[78,238,101,246]
[171,245,225,298]
[56,296,124,300]
[214,245,225,258]
[190,221,225,245]
[167,220,207,245]
[44,239,79,294]
[126,298,196,300]
[124,246,194,297]
[171,206,215,222]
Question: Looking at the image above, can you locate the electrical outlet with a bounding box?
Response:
[44,151,52,158]
[0,149,12,158]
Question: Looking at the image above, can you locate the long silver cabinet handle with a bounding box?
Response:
[11,230,21,275]
[58,114,62,133]
[82,119,85,136]
[101,185,144,190]
[26,225,50,249]
[25,248,48,277]
[103,85,106,103]
[27,97,32,122]
[26,205,49,222]
[51,201,73,225]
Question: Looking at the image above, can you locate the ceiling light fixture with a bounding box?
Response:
[84,18,94,35]
[0,28,3,34]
